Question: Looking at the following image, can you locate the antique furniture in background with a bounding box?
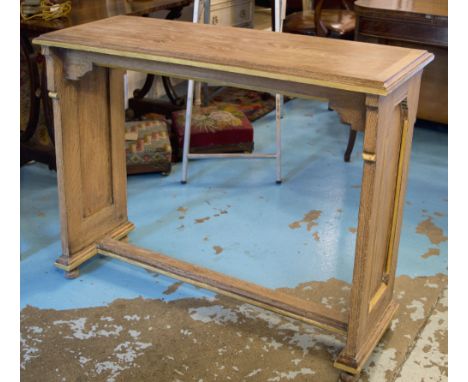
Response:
[283,0,356,38]
[182,0,282,184]
[20,0,192,169]
[341,0,448,161]
[354,0,447,124]
[281,0,357,162]
[35,15,432,380]
[125,117,173,175]
[269,0,305,30]
[210,0,254,27]
[172,104,254,161]
[270,0,349,31]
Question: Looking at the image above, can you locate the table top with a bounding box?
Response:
[34,16,433,95]
[355,0,448,18]
[21,0,192,34]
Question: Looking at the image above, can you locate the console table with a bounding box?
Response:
[34,16,432,380]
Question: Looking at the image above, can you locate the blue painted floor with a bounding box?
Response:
[20,99,448,310]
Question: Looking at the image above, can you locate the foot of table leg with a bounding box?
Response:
[64,268,80,279]
[54,221,135,274]
[338,371,360,382]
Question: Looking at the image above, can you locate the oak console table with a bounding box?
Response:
[34,16,432,381]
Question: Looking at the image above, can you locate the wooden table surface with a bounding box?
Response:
[34,15,432,95]
[21,0,192,34]
[355,0,447,17]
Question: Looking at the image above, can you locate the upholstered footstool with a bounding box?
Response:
[125,117,172,175]
[171,103,254,161]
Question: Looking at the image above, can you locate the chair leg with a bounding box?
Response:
[202,83,210,106]
[344,128,357,162]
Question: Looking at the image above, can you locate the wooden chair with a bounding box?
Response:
[283,0,355,38]
[282,0,358,162]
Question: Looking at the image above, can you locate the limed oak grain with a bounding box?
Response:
[34,15,432,95]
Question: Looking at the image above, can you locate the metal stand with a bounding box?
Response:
[181,0,284,184]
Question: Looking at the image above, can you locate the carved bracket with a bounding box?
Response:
[359,94,380,161]
[329,93,367,132]
[63,50,94,81]
[41,46,95,82]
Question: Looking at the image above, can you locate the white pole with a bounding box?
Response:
[181,0,201,183]
[274,0,282,183]
[181,80,195,183]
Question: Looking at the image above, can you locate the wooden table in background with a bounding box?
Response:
[34,16,432,380]
[354,0,448,124]
[21,0,192,168]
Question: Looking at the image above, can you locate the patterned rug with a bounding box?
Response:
[210,87,281,122]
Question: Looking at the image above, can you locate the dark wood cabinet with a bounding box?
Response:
[354,0,447,124]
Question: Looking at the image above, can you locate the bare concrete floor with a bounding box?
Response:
[395,288,448,381]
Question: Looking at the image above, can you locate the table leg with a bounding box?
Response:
[43,48,134,275]
[335,74,422,376]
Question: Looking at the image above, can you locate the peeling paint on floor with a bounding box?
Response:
[163,281,184,295]
[395,288,448,382]
[195,217,210,224]
[20,274,447,382]
[21,98,448,381]
[21,100,447,310]
[289,210,322,232]
[213,246,223,255]
[416,217,448,245]
[421,248,440,259]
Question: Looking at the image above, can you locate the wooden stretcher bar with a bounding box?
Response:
[97,238,348,334]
